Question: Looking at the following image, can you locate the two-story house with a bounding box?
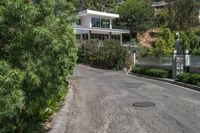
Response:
[73,9,130,44]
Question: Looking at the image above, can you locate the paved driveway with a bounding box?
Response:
[66,65,200,133]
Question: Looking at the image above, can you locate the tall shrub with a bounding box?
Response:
[0,0,77,132]
[78,39,132,70]
[0,61,25,133]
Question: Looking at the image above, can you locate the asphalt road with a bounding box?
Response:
[66,65,200,133]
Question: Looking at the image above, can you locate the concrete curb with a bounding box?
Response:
[129,73,200,92]
[48,83,74,133]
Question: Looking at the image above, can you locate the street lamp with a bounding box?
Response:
[175,32,183,55]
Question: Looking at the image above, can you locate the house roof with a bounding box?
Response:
[151,1,168,8]
[76,9,119,19]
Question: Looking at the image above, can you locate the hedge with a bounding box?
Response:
[177,72,200,87]
[131,67,169,78]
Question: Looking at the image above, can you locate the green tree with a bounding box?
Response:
[180,28,200,51]
[159,0,200,30]
[118,0,155,37]
[74,0,117,12]
[150,28,175,56]
[0,0,77,132]
[174,0,199,30]
[153,0,199,30]
[155,9,173,28]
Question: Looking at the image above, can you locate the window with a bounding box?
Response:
[91,17,101,28]
[76,19,81,25]
[82,34,88,40]
[111,35,120,40]
[91,17,110,28]
[101,19,110,28]
[91,34,109,40]
[76,34,81,39]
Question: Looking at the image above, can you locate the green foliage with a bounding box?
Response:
[150,28,175,56]
[150,28,200,56]
[180,28,200,53]
[174,0,199,30]
[0,0,77,132]
[78,39,132,70]
[155,9,172,28]
[0,61,25,133]
[155,0,199,30]
[131,67,169,78]
[146,68,168,78]
[118,0,155,37]
[137,45,150,58]
[191,48,200,55]
[74,0,117,12]
[177,72,200,87]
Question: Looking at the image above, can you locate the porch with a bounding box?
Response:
[74,27,130,44]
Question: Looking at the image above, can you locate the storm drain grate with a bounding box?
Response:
[133,102,156,108]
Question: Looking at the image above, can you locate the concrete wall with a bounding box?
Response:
[137,64,200,73]
[137,64,172,71]
[189,66,200,73]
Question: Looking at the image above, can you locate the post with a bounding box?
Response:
[109,32,111,39]
[110,19,112,29]
[80,34,83,40]
[133,52,136,67]
[172,50,177,80]
[120,34,122,44]
[184,49,190,72]
[88,30,91,40]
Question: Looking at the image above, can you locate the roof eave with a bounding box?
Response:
[77,9,119,19]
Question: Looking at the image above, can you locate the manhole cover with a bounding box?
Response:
[133,102,156,108]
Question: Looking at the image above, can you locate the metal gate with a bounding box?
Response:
[173,55,185,79]
[176,55,185,74]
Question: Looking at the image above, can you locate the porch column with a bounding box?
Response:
[109,32,112,39]
[80,34,83,40]
[110,19,112,29]
[88,30,91,40]
[120,34,123,44]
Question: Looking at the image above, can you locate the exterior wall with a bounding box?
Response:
[80,16,91,28]
[73,10,130,44]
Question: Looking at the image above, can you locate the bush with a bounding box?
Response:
[145,69,168,78]
[0,61,25,133]
[0,1,77,132]
[131,67,169,78]
[78,39,132,70]
[177,72,200,87]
